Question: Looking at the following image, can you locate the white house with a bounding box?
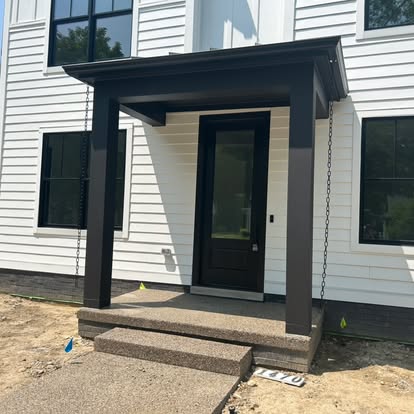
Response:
[0,0,413,342]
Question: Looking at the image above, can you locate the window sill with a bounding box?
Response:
[350,240,414,256]
[43,66,66,76]
[356,24,414,41]
[33,227,128,241]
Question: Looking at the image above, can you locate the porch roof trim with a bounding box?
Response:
[64,36,348,102]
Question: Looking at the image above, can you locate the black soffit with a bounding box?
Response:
[64,36,348,102]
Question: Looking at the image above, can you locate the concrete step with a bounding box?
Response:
[95,327,252,378]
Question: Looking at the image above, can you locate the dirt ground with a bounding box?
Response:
[0,294,413,413]
[0,293,93,397]
[225,337,414,414]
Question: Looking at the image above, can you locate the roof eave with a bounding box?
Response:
[64,36,348,101]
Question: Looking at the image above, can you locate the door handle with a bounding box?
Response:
[252,243,259,252]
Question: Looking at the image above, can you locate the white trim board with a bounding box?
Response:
[0,0,13,178]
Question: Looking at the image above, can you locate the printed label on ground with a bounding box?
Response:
[253,368,305,387]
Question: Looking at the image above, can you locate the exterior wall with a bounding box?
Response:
[294,0,414,308]
[0,0,413,310]
[136,0,187,57]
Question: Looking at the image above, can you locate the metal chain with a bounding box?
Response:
[320,101,333,307]
[75,86,90,287]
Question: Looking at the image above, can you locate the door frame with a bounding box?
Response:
[191,111,271,292]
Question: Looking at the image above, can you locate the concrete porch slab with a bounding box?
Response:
[0,353,239,414]
[78,289,323,372]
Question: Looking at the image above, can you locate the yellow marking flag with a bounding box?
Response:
[340,317,347,329]
[139,282,146,290]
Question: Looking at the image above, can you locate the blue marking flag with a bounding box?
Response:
[65,337,73,353]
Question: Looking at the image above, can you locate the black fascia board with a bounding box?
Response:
[64,36,348,102]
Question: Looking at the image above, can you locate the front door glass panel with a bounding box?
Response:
[211,130,254,240]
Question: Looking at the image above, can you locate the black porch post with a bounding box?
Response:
[285,65,317,335]
[83,87,120,308]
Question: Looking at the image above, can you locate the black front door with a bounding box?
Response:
[193,112,270,292]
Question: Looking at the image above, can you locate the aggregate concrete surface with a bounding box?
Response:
[79,289,323,350]
[0,352,239,414]
[95,327,252,376]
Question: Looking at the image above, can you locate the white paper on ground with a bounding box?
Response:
[253,368,305,387]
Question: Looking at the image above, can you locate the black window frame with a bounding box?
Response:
[49,0,133,67]
[364,0,414,31]
[38,130,127,230]
[359,116,414,246]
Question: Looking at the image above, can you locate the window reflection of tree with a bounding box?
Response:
[367,0,414,29]
[56,26,124,65]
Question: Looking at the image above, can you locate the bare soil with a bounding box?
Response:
[0,293,93,397]
[0,293,412,413]
[225,337,414,414]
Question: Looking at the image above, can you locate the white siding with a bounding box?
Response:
[198,0,284,51]
[292,0,414,307]
[11,0,49,24]
[0,14,190,286]
[0,0,413,309]
[136,1,187,57]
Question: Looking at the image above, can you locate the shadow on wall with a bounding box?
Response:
[140,118,198,285]
[200,0,258,50]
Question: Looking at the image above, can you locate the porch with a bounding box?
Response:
[64,36,348,339]
[78,288,323,372]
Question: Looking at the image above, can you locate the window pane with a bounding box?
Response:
[42,180,81,227]
[364,119,394,178]
[54,0,71,19]
[62,133,83,177]
[396,118,414,178]
[362,180,414,243]
[95,0,112,13]
[367,0,414,30]
[212,131,254,240]
[53,20,89,65]
[117,132,126,178]
[94,14,132,60]
[44,134,63,178]
[71,0,89,16]
[114,0,132,11]
[114,179,125,228]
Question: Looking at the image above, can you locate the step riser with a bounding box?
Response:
[95,337,251,377]
[81,320,316,373]
[94,328,252,378]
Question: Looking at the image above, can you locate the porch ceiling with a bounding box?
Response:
[64,37,348,126]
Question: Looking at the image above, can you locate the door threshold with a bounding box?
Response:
[190,286,264,302]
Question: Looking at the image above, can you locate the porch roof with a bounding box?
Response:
[64,36,348,126]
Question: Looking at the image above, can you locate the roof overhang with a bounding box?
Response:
[64,37,348,126]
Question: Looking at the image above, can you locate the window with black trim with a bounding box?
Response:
[360,117,414,245]
[365,0,414,31]
[49,0,133,66]
[39,131,126,230]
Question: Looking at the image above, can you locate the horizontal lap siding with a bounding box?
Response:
[137,1,186,57]
[0,15,192,287]
[1,1,413,308]
[290,0,414,307]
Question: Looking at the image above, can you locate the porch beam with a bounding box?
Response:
[285,65,317,336]
[102,66,292,104]
[120,103,166,127]
[83,88,120,308]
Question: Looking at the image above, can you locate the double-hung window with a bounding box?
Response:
[39,131,126,230]
[49,0,133,66]
[360,117,414,245]
[365,0,414,31]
